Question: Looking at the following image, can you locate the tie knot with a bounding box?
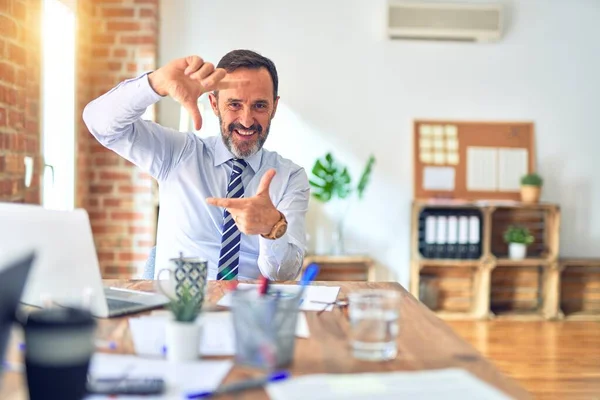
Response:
[232,158,247,171]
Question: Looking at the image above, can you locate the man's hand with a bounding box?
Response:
[148,56,246,130]
[206,169,281,236]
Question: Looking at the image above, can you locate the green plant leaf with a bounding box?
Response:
[521,173,543,187]
[356,155,376,199]
[309,153,352,203]
[503,225,535,245]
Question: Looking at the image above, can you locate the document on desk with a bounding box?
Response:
[266,369,511,400]
[129,311,310,357]
[217,283,341,311]
[85,353,232,399]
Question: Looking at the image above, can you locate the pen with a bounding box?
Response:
[258,275,270,296]
[186,370,290,399]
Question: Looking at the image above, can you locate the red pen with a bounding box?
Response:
[258,275,270,296]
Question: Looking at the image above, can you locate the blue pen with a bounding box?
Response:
[298,263,320,304]
[186,370,290,399]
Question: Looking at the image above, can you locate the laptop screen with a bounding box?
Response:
[0,251,35,382]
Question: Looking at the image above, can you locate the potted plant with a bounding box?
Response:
[164,285,203,362]
[503,225,534,260]
[520,173,543,203]
[309,152,375,254]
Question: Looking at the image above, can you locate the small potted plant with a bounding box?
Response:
[503,225,534,260]
[520,173,543,203]
[164,285,203,362]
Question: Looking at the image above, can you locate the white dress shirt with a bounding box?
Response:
[83,73,309,280]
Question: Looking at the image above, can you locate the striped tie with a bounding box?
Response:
[217,159,247,280]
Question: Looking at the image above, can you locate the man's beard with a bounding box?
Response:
[218,115,270,159]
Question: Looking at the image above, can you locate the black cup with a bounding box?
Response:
[23,307,96,400]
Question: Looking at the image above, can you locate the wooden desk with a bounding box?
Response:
[1,281,530,399]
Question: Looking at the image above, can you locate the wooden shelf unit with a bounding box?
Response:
[410,200,561,320]
[560,259,600,321]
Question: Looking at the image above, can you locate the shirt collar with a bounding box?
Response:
[213,136,263,173]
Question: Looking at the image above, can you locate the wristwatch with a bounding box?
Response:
[261,211,288,240]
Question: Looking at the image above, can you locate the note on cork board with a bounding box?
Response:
[413,120,535,201]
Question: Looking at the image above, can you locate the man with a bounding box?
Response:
[83,50,309,281]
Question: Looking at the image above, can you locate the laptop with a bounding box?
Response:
[0,203,169,318]
[0,250,35,383]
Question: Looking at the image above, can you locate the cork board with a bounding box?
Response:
[414,120,535,201]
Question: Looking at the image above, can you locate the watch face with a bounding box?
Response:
[275,224,287,239]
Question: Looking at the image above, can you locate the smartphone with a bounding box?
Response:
[87,377,165,395]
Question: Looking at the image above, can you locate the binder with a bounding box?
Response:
[424,214,437,258]
[447,215,458,259]
[435,215,448,259]
[457,213,469,259]
[468,214,481,259]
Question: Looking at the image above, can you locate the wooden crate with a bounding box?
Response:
[490,206,559,260]
[302,255,374,281]
[560,259,600,320]
[491,266,542,313]
[418,266,476,315]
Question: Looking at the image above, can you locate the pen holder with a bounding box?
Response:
[231,288,301,370]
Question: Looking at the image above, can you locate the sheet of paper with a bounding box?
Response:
[467,147,497,191]
[85,353,232,399]
[217,284,340,312]
[498,148,528,191]
[129,311,310,357]
[266,369,511,400]
[423,166,455,191]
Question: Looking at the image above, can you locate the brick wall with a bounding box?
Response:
[77,0,159,278]
[0,0,42,204]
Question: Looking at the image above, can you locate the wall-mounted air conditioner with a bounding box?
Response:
[387,1,504,43]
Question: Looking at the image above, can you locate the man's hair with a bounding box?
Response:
[216,49,279,99]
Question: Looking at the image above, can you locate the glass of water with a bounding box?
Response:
[348,289,400,361]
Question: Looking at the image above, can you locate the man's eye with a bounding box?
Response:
[255,104,267,110]
[229,103,241,109]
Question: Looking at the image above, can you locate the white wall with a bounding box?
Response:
[159,0,600,286]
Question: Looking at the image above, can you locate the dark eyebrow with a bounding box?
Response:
[254,99,269,105]
[225,98,243,103]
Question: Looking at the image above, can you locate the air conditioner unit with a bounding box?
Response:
[387,1,504,43]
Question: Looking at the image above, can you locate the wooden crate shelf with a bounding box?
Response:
[560,259,600,321]
[302,255,375,281]
[411,200,561,320]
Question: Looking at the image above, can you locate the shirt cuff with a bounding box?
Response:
[119,72,163,110]
[259,232,295,263]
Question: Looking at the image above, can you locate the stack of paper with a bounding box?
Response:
[85,353,232,399]
[217,283,341,311]
[266,369,511,400]
[129,311,309,357]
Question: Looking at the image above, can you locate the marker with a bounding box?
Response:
[186,370,290,399]
[258,275,270,296]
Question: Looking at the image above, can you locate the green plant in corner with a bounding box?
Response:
[521,173,543,187]
[309,152,376,254]
[166,285,203,323]
[503,225,534,245]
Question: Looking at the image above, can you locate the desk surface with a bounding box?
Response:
[1,280,530,399]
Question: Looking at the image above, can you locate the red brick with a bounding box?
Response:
[91,47,110,58]
[7,87,16,104]
[8,43,25,65]
[88,198,100,207]
[8,110,23,129]
[129,226,153,234]
[89,211,108,220]
[134,0,157,4]
[97,237,132,249]
[101,7,135,17]
[93,154,120,166]
[118,252,148,262]
[98,251,115,262]
[118,185,150,194]
[0,63,15,84]
[0,39,5,57]
[100,171,131,180]
[13,0,26,21]
[126,63,138,73]
[112,211,144,220]
[92,33,116,45]
[0,16,18,39]
[0,108,6,127]
[113,48,128,58]
[90,184,113,194]
[103,198,121,207]
[106,21,139,32]
[0,155,4,172]
[91,224,125,235]
[107,61,122,71]
[139,8,156,18]
[120,35,155,45]
[136,240,154,247]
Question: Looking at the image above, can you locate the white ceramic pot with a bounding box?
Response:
[165,319,201,362]
[509,243,527,260]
